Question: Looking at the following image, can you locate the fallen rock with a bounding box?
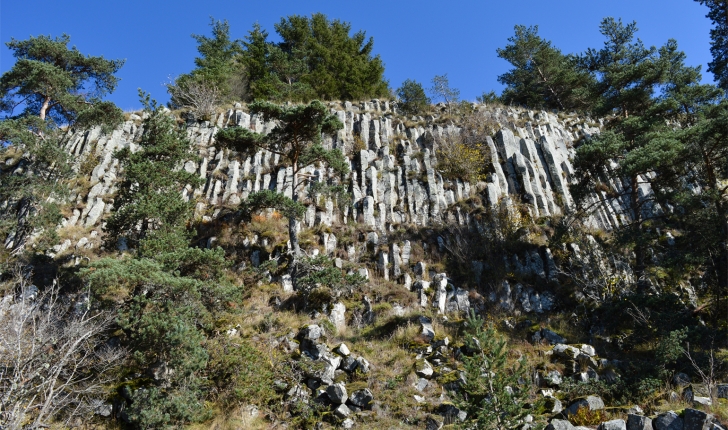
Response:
[326,382,348,404]
[598,419,627,430]
[349,388,374,409]
[547,419,575,430]
[654,411,683,430]
[426,414,444,430]
[566,395,605,416]
[333,403,351,419]
[683,408,713,430]
[415,359,434,379]
[627,414,653,430]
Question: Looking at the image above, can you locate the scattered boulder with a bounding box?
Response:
[419,316,435,343]
[547,419,575,430]
[654,411,683,430]
[333,403,351,419]
[426,414,444,430]
[415,359,434,378]
[566,395,605,416]
[627,414,653,430]
[349,388,374,409]
[683,408,713,430]
[326,383,348,404]
[598,420,627,430]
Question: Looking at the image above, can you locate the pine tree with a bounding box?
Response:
[396,79,430,115]
[215,100,346,259]
[105,90,202,255]
[573,18,703,288]
[497,25,593,111]
[455,311,537,430]
[274,13,389,100]
[695,0,728,90]
[0,34,124,254]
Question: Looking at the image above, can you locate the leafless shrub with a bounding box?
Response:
[166,77,221,121]
[0,268,124,429]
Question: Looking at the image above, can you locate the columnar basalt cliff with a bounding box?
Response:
[61,101,636,237]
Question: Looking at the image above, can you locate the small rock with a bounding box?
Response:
[414,394,426,403]
[415,359,434,379]
[342,418,355,429]
[580,344,597,356]
[414,378,429,392]
[419,316,435,343]
[566,395,605,416]
[333,403,351,419]
[426,414,444,430]
[334,343,351,356]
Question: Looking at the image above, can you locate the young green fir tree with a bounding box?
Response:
[455,311,537,430]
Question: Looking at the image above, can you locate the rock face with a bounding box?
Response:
[58,101,639,241]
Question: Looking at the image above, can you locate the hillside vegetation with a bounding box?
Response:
[1,9,727,430]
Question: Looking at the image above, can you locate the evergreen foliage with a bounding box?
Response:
[497,25,593,111]
[455,311,536,430]
[216,100,346,258]
[0,34,124,254]
[396,79,430,115]
[572,18,708,286]
[105,91,202,253]
[696,0,728,90]
[169,18,245,105]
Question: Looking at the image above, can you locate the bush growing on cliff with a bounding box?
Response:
[397,79,430,115]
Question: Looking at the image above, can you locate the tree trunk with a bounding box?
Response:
[39,96,51,121]
[289,160,302,259]
[629,175,646,293]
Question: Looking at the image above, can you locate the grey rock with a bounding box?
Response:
[415,359,434,379]
[566,395,605,416]
[349,388,373,408]
[547,419,575,430]
[94,402,113,417]
[628,415,653,430]
[654,411,683,430]
[541,328,567,345]
[355,356,370,373]
[342,417,355,429]
[420,316,435,343]
[281,274,293,292]
[683,408,713,430]
[717,384,728,399]
[545,370,562,386]
[326,382,348,404]
[333,403,351,419]
[437,403,467,422]
[553,344,580,359]
[598,420,627,430]
[674,373,691,386]
[414,377,429,392]
[334,343,351,356]
[426,414,444,430]
[329,302,346,332]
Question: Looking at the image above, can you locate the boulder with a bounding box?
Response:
[437,403,467,422]
[333,403,351,419]
[349,388,373,408]
[426,415,444,430]
[547,419,575,430]
[326,382,348,404]
[683,408,713,430]
[415,359,434,379]
[566,395,605,416]
[654,411,683,430]
[598,420,627,430]
[627,414,653,430]
[419,316,435,343]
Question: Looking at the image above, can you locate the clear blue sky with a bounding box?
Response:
[1,0,715,111]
